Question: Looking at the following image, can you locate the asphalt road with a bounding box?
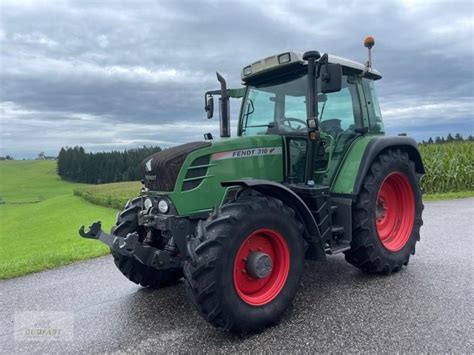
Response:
[1,198,473,353]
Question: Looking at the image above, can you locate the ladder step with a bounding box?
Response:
[327,244,351,255]
[331,225,344,235]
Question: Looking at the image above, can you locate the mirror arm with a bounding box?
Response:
[316,53,329,77]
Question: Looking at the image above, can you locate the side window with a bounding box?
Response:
[242,90,275,136]
[319,76,360,137]
[362,78,385,133]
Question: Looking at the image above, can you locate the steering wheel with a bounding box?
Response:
[279,117,307,131]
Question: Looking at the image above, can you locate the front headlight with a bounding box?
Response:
[144,198,153,210]
[158,199,169,214]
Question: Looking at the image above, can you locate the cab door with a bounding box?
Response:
[314,73,365,185]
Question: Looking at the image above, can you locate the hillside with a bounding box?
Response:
[0,160,87,204]
[0,160,116,279]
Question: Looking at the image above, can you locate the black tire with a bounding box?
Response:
[345,148,423,274]
[183,195,305,335]
[111,198,183,288]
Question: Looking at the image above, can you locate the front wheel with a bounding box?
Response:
[184,195,304,335]
[345,149,423,274]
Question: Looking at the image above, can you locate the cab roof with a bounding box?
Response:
[241,51,382,82]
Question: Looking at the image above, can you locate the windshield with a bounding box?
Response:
[240,74,308,136]
[239,73,361,139]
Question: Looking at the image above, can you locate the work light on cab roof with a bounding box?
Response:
[79,36,424,336]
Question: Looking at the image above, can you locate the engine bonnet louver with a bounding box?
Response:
[182,155,211,191]
[143,141,211,192]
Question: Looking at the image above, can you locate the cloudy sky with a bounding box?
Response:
[0,0,473,158]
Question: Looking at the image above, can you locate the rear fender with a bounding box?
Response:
[353,136,425,196]
[332,136,425,197]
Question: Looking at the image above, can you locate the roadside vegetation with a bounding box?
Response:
[74,181,141,210]
[0,160,116,279]
[419,141,473,194]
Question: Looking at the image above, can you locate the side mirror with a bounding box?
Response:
[320,63,342,94]
[205,96,214,119]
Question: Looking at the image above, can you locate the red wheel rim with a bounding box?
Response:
[233,228,290,306]
[376,172,415,251]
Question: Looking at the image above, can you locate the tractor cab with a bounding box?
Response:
[205,48,384,188]
[240,52,384,186]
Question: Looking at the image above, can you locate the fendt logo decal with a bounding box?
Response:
[145,159,153,172]
[212,147,282,161]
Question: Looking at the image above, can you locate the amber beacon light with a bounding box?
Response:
[364,35,375,49]
[363,36,375,69]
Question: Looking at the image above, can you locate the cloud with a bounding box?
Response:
[0,101,222,157]
[0,0,473,158]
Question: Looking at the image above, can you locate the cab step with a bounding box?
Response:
[327,243,351,255]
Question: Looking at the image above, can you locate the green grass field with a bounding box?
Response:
[0,160,116,279]
[0,160,88,204]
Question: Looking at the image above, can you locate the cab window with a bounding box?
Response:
[319,75,361,138]
[241,90,275,136]
[239,73,362,138]
[284,95,307,128]
[362,78,385,133]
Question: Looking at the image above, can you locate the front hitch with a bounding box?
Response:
[78,221,181,270]
[79,221,119,248]
[79,221,102,239]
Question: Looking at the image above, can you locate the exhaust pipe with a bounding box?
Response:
[216,72,230,138]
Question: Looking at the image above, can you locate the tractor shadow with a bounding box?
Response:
[120,254,396,347]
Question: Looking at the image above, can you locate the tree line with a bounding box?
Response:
[57,146,162,184]
[419,133,473,145]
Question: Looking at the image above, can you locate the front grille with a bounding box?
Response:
[143,141,211,191]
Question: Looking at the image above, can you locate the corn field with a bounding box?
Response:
[420,142,473,194]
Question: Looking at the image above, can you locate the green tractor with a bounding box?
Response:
[80,37,424,334]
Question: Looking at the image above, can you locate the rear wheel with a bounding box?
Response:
[111,198,183,288]
[345,149,423,274]
[184,195,304,335]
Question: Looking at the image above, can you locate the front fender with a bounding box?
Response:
[221,179,326,261]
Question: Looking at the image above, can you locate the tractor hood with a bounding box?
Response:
[143,135,285,215]
[143,142,211,191]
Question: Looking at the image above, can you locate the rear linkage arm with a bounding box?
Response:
[78,222,180,270]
